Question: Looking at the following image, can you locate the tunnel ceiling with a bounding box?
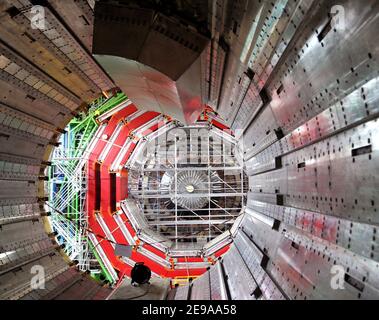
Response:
[92,0,211,124]
[0,0,378,301]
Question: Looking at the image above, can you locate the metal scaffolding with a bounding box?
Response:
[47,93,129,273]
[129,125,247,246]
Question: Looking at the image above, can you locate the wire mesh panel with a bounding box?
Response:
[209,262,228,300]
[174,284,190,300]
[222,245,258,300]
[190,271,211,300]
